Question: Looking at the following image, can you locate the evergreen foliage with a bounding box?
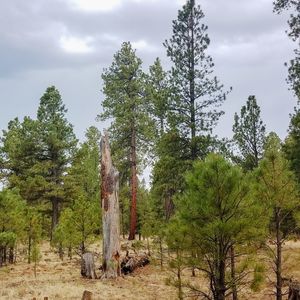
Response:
[100,41,155,239]
[164,0,229,160]
[255,132,299,300]
[274,0,299,99]
[54,196,99,257]
[232,95,266,170]
[170,154,266,299]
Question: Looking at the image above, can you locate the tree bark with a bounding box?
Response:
[129,127,137,240]
[121,253,149,274]
[189,0,196,161]
[8,247,14,264]
[100,131,121,278]
[275,207,283,300]
[230,246,238,300]
[215,245,226,300]
[51,198,59,240]
[81,252,96,279]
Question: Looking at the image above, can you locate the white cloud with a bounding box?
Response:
[67,0,122,12]
[132,39,157,52]
[60,35,94,54]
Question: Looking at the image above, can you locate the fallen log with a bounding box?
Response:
[121,253,150,275]
[81,252,96,279]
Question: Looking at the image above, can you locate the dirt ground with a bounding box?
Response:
[1,240,300,299]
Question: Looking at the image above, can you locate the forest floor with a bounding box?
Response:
[1,239,300,300]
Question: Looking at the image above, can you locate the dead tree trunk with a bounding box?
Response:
[100,131,121,279]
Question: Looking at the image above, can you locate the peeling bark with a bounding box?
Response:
[100,131,121,278]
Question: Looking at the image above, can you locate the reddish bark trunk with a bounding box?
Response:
[129,128,137,240]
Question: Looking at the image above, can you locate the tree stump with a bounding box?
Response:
[289,281,300,300]
[81,252,96,279]
[82,290,93,300]
[100,131,121,278]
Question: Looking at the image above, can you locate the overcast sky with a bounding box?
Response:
[0,0,296,143]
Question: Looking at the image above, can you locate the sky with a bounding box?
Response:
[0,0,297,144]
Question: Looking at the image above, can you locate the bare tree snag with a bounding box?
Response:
[100,131,121,278]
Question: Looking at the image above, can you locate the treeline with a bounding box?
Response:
[0,0,299,299]
[0,87,101,263]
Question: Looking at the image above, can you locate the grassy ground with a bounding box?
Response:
[1,240,300,299]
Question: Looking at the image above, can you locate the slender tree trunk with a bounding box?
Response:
[120,201,125,239]
[160,118,164,137]
[191,250,196,277]
[59,243,64,260]
[165,194,174,220]
[275,207,282,300]
[8,247,14,264]
[230,246,238,300]
[3,246,6,264]
[28,235,32,264]
[51,198,59,240]
[216,256,226,300]
[0,247,2,267]
[159,237,163,269]
[68,246,72,260]
[129,127,137,240]
[176,249,183,300]
[189,0,196,161]
[101,131,121,278]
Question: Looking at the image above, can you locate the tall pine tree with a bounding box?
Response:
[36,86,77,237]
[164,0,229,160]
[100,42,155,240]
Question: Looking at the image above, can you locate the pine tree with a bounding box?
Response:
[151,130,190,220]
[232,95,266,170]
[0,189,26,266]
[164,0,229,160]
[172,154,266,300]
[64,126,101,205]
[146,58,170,137]
[25,207,42,264]
[283,109,300,182]
[256,132,299,300]
[0,117,40,196]
[274,0,299,99]
[54,196,99,257]
[36,86,77,237]
[100,42,155,240]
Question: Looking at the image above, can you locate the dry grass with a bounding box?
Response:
[1,240,300,299]
[0,241,176,300]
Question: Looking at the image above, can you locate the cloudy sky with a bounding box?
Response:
[0,0,296,143]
